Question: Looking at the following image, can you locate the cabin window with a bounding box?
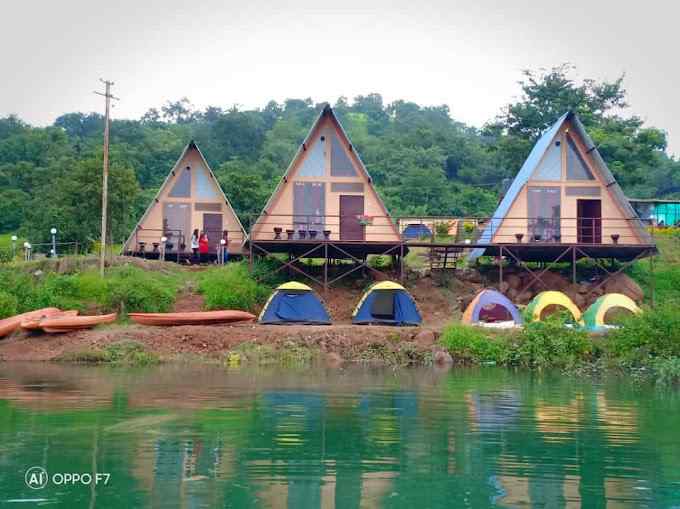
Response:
[293,182,325,235]
[330,132,357,177]
[195,202,222,211]
[566,135,595,180]
[565,186,601,197]
[531,139,562,181]
[168,167,191,198]
[162,202,190,249]
[298,137,325,177]
[527,187,561,242]
[331,182,364,193]
[195,166,219,199]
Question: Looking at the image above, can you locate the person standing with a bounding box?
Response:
[191,229,200,263]
[198,231,209,264]
[221,230,229,264]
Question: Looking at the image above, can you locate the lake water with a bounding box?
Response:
[0,363,679,508]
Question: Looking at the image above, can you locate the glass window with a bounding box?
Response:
[298,137,325,177]
[531,138,562,181]
[293,182,325,236]
[330,132,357,176]
[168,167,191,198]
[527,187,561,242]
[566,135,595,180]
[195,165,219,199]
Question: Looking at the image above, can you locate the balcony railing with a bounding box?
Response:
[247,214,654,246]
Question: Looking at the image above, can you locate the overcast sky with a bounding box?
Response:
[1,0,678,155]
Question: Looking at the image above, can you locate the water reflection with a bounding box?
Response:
[0,364,678,508]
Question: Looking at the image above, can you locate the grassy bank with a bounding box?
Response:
[438,303,680,385]
[0,259,273,319]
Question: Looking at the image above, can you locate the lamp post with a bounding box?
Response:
[219,239,226,265]
[10,235,17,259]
[160,236,167,262]
[50,228,57,258]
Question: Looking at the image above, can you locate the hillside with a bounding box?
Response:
[1,65,678,248]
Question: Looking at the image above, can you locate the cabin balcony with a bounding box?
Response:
[246,214,657,263]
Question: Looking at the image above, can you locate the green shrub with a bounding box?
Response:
[368,255,390,270]
[607,304,680,360]
[439,324,508,363]
[199,263,270,312]
[653,357,680,386]
[513,318,591,368]
[103,266,177,313]
[0,290,18,318]
[58,340,160,365]
[104,340,160,366]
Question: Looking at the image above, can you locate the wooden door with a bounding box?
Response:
[202,213,223,253]
[577,199,602,243]
[340,195,365,241]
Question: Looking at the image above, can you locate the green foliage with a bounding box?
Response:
[103,340,160,366]
[439,324,508,363]
[513,318,591,368]
[59,340,160,366]
[0,264,179,315]
[652,357,680,386]
[368,255,390,270]
[607,304,680,360]
[439,317,590,369]
[198,262,270,312]
[1,65,677,246]
[102,266,178,313]
[0,290,18,319]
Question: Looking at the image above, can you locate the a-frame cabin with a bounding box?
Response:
[123,141,246,258]
[470,112,654,261]
[250,105,400,249]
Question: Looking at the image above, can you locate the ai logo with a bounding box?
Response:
[25,467,49,490]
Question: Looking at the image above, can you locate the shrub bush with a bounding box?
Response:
[103,266,177,313]
[606,304,680,360]
[513,318,591,368]
[439,324,508,363]
[199,263,270,312]
[0,290,18,319]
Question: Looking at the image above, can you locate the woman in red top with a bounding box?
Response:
[198,231,209,264]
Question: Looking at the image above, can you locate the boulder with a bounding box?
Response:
[539,271,571,292]
[458,269,482,284]
[517,290,534,305]
[414,330,436,346]
[434,350,453,366]
[603,273,644,303]
[506,273,522,290]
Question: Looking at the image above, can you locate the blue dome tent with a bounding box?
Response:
[352,281,422,326]
[259,282,332,325]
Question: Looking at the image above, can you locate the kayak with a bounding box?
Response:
[128,310,256,326]
[21,310,79,331]
[40,313,118,333]
[0,308,62,338]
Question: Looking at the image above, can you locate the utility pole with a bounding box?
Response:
[94,79,118,276]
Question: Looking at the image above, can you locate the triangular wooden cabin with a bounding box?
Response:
[470,112,654,260]
[123,141,246,258]
[250,105,400,246]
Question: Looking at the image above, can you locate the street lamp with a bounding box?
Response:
[10,235,17,259]
[50,228,57,258]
